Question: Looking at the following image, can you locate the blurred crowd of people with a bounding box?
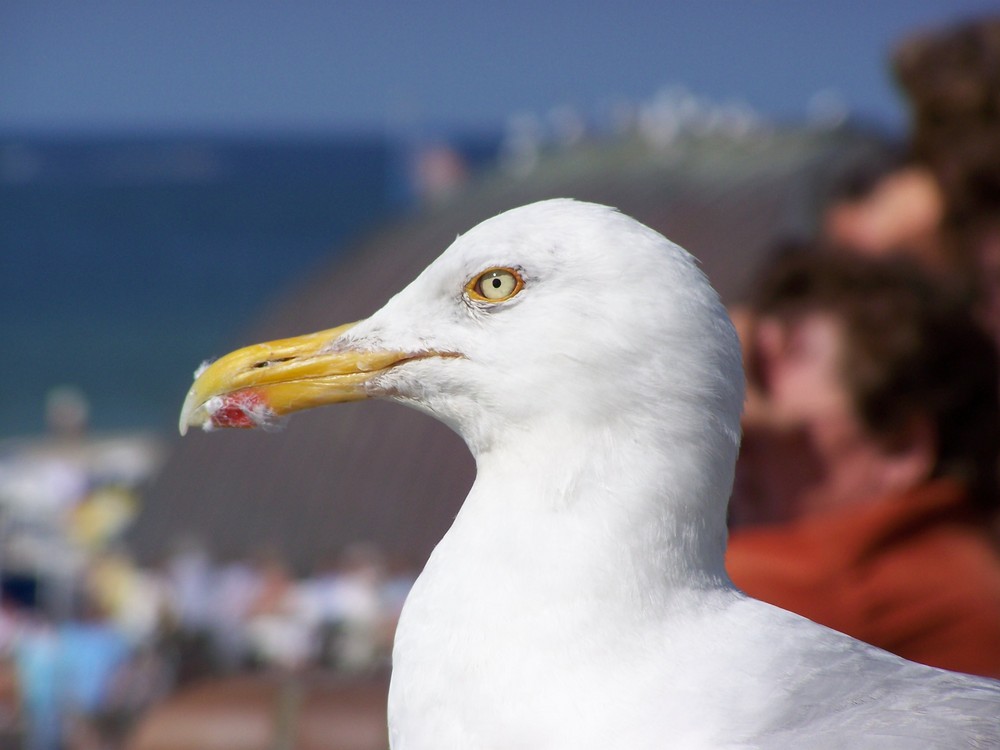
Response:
[727,15,1000,679]
[0,540,413,749]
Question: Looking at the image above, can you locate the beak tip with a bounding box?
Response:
[178,387,202,437]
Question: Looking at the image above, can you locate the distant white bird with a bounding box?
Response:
[180,200,1000,749]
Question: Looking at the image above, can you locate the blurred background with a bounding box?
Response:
[2,2,1000,748]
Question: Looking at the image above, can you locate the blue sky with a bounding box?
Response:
[1,1,997,134]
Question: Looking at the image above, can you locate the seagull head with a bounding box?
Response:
[180,199,743,492]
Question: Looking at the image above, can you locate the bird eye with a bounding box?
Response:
[467,268,523,302]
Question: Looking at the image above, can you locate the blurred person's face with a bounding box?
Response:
[823,167,944,261]
[736,311,925,522]
[752,313,849,426]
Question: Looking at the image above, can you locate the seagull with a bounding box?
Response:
[180,199,1000,749]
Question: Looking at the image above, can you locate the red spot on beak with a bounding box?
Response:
[211,389,268,429]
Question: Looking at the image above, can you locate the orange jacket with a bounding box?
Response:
[726,480,1000,678]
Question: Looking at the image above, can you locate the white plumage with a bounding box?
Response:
[184,199,1000,748]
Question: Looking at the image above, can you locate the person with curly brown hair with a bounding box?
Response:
[728,250,1000,678]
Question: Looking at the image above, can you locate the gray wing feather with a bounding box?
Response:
[741,602,1000,749]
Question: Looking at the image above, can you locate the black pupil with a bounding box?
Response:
[491,277,502,288]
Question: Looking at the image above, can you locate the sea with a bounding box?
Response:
[0,132,500,440]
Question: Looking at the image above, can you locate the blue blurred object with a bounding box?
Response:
[15,629,59,750]
[57,620,130,714]
[16,620,130,750]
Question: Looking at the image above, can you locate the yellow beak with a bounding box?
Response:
[178,321,416,435]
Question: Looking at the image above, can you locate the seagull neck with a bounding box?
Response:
[462,418,734,599]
